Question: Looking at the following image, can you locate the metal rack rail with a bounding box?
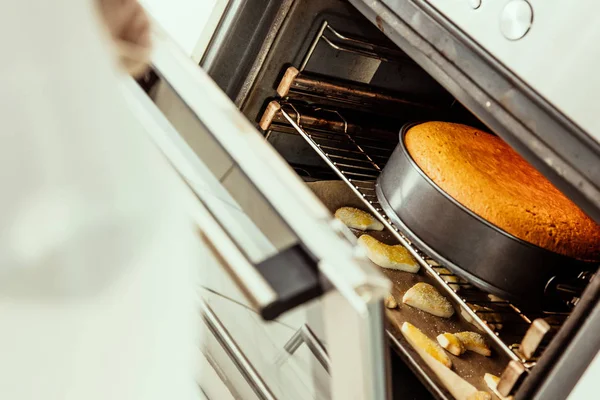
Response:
[299,20,409,72]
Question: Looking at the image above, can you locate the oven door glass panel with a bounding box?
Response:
[123,30,391,400]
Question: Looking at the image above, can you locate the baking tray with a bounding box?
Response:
[376,123,595,307]
[307,180,508,399]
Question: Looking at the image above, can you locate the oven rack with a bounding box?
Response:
[299,20,409,72]
[262,101,572,370]
[259,21,574,395]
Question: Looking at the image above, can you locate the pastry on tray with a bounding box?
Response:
[357,235,420,273]
[403,282,455,318]
[335,207,384,231]
[384,294,398,309]
[437,332,466,356]
[401,322,452,368]
[466,392,492,400]
[484,373,513,400]
[455,331,492,357]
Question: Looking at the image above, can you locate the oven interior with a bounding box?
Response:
[196,0,598,398]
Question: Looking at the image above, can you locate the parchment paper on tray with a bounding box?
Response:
[306,180,508,394]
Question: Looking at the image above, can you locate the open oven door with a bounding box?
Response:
[122,29,391,400]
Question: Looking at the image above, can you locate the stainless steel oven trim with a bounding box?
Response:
[349,0,600,224]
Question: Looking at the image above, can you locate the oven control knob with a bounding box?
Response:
[500,0,533,40]
[468,0,481,9]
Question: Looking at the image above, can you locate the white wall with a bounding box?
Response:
[141,0,228,61]
[569,352,600,400]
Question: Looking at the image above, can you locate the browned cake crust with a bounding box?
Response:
[405,122,600,261]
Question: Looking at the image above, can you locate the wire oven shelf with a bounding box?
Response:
[299,20,409,72]
[266,101,571,368]
[258,21,573,392]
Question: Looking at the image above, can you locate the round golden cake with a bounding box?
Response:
[404,121,600,261]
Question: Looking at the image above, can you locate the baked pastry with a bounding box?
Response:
[484,373,513,400]
[467,392,492,400]
[405,122,600,261]
[455,331,491,357]
[437,332,465,356]
[418,346,484,399]
[384,294,398,309]
[401,322,452,368]
[402,282,455,318]
[335,207,384,231]
[357,235,420,273]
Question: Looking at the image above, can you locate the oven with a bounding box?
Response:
[128,1,600,399]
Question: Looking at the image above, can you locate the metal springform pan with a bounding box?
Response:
[376,123,595,307]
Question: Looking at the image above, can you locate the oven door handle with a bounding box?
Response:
[123,73,324,321]
[194,200,324,320]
